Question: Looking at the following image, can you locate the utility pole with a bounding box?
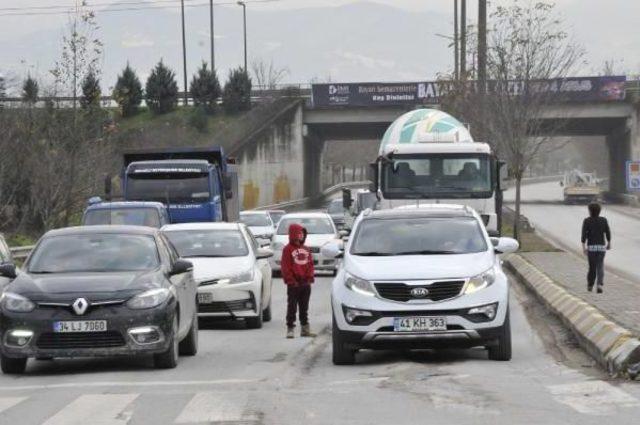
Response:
[210,0,215,71]
[238,1,247,73]
[460,0,467,79]
[181,0,188,106]
[477,0,487,94]
[454,0,459,80]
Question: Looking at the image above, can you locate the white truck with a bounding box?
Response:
[366,109,508,235]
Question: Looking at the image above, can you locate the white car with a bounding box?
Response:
[162,223,273,329]
[323,205,519,365]
[240,211,275,247]
[270,212,341,276]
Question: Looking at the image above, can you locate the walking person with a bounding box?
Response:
[581,202,611,293]
[281,223,316,338]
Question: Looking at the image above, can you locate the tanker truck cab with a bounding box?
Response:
[371,109,507,234]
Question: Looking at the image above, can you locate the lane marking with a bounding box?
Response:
[0,396,26,413]
[548,381,639,415]
[43,393,138,425]
[174,392,257,424]
[0,379,256,392]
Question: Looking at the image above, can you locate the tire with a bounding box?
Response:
[246,301,263,329]
[1,355,27,374]
[262,297,272,322]
[179,310,198,356]
[488,309,512,361]
[331,269,338,277]
[154,315,179,369]
[332,316,356,365]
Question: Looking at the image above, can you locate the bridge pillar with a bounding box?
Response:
[606,118,632,194]
[303,128,325,200]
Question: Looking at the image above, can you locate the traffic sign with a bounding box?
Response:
[626,161,640,191]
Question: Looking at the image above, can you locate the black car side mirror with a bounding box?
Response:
[0,263,17,279]
[170,259,193,276]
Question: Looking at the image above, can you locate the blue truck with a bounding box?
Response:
[105,147,239,223]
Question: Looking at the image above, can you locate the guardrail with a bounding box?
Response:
[253,197,310,212]
[9,245,35,261]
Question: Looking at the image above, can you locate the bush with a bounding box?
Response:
[222,68,252,114]
[188,106,209,133]
[145,60,179,115]
[113,64,143,117]
[22,76,39,105]
[190,62,221,114]
[80,70,101,109]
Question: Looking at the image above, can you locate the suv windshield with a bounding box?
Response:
[277,217,335,235]
[351,217,487,256]
[240,214,272,227]
[164,229,249,258]
[84,208,161,228]
[28,234,160,273]
[126,172,210,204]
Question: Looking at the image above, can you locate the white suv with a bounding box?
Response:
[323,205,519,365]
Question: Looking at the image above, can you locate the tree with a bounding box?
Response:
[80,69,101,109]
[189,62,221,113]
[0,75,5,110]
[222,68,252,114]
[113,64,143,117]
[251,58,289,90]
[145,60,178,115]
[22,76,39,105]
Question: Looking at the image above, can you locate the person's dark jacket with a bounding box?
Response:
[581,216,611,246]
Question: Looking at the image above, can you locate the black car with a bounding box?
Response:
[0,225,198,374]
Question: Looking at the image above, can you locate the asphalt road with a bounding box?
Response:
[0,273,639,424]
[504,181,640,281]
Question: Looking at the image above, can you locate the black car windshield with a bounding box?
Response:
[164,229,249,257]
[277,217,335,235]
[240,214,272,227]
[351,217,487,256]
[126,172,210,204]
[84,208,161,228]
[28,234,160,273]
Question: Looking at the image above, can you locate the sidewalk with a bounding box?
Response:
[519,251,640,337]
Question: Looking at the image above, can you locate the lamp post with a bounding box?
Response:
[237,1,247,73]
[210,0,215,70]
[180,0,188,106]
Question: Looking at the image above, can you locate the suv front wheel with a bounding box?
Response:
[332,315,356,365]
[487,308,512,361]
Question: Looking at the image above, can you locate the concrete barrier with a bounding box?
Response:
[504,254,640,379]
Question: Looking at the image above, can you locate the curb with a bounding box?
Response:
[504,254,640,379]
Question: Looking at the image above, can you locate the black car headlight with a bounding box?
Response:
[127,288,172,310]
[1,292,35,313]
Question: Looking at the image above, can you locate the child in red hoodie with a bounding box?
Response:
[281,223,316,338]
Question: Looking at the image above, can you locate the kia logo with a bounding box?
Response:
[72,298,89,315]
[410,287,429,298]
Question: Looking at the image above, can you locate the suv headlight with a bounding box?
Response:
[344,273,375,297]
[465,267,496,294]
[1,292,35,313]
[127,288,171,310]
[219,269,254,285]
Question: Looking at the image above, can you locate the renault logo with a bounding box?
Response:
[410,287,429,298]
[72,298,89,315]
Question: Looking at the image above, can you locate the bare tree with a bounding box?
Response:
[251,58,289,90]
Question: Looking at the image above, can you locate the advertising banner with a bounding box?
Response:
[626,161,640,192]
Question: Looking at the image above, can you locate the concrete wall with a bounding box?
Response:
[234,103,305,210]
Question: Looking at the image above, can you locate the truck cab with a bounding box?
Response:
[82,201,170,228]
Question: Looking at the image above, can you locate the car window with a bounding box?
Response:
[28,234,160,273]
[84,208,161,228]
[164,229,249,258]
[327,200,344,214]
[351,217,488,255]
[268,211,285,224]
[240,213,272,227]
[277,217,335,235]
[244,229,260,254]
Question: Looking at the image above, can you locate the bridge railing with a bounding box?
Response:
[9,245,35,262]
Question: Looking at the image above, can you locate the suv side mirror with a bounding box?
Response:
[321,240,344,259]
[170,259,193,276]
[490,237,519,254]
[0,263,17,279]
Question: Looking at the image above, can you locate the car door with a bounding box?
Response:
[243,227,271,307]
[0,237,14,290]
[158,236,193,336]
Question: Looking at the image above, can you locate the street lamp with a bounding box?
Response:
[237,1,247,73]
[210,0,215,71]
[180,0,188,106]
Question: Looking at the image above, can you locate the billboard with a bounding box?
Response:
[626,161,640,192]
[311,76,626,108]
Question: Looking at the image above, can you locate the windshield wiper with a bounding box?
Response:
[394,250,459,255]
[353,252,394,256]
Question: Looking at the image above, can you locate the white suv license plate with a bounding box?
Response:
[53,320,107,333]
[393,316,447,332]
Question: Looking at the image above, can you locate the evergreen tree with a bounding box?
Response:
[113,64,143,117]
[222,68,252,114]
[22,76,39,105]
[80,70,101,109]
[145,60,178,115]
[190,62,221,113]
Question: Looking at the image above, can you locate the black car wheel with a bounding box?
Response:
[179,309,198,356]
[488,309,512,361]
[332,316,356,365]
[154,315,179,369]
[263,296,272,322]
[246,301,263,329]
[1,354,27,374]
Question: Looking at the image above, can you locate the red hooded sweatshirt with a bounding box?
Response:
[281,223,315,286]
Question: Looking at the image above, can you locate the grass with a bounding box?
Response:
[500,224,561,253]
[5,233,36,247]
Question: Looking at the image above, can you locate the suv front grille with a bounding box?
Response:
[374,280,466,302]
[36,331,126,349]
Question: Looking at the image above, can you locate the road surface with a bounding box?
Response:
[505,181,640,282]
[0,273,638,424]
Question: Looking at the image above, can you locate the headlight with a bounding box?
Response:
[219,269,254,285]
[127,288,171,310]
[465,267,496,294]
[344,273,375,297]
[1,292,35,313]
